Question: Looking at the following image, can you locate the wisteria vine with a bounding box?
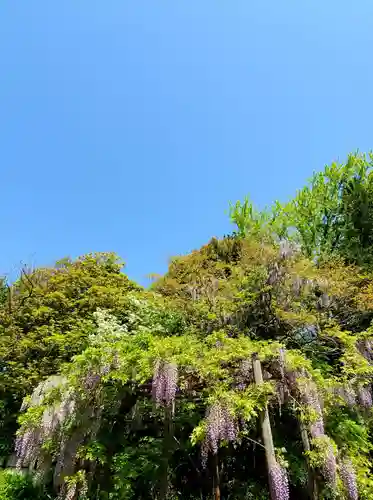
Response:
[152,359,178,407]
[201,401,237,467]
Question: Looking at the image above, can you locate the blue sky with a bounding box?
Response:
[1,2,373,285]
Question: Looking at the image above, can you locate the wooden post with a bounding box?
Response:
[299,421,318,500]
[279,349,318,500]
[212,453,221,500]
[252,353,278,500]
[252,353,276,467]
[159,403,174,499]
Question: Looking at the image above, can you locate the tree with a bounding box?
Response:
[4,152,373,499]
[12,235,373,499]
[230,152,373,267]
[0,253,139,459]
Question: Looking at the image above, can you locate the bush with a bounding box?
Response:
[0,470,46,500]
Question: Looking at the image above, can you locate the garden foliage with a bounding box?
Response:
[2,153,373,499]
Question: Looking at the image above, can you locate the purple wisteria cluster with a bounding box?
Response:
[152,359,178,407]
[83,362,114,392]
[322,443,337,489]
[268,262,282,286]
[274,350,288,407]
[83,372,101,391]
[334,384,357,408]
[292,275,304,296]
[15,428,40,469]
[269,461,289,500]
[64,484,77,500]
[267,239,301,287]
[339,458,359,500]
[15,386,76,469]
[279,240,299,260]
[357,385,373,410]
[57,481,79,500]
[53,431,84,487]
[201,402,237,467]
[357,338,373,363]
[235,359,252,391]
[299,380,325,438]
[296,377,338,487]
[334,382,372,411]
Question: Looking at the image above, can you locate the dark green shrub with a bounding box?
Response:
[0,470,46,500]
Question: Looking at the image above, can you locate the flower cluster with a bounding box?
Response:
[64,484,77,500]
[322,443,337,488]
[15,428,40,469]
[334,384,356,408]
[57,482,78,500]
[83,371,102,391]
[16,378,76,469]
[235,359,252,390]
[299,380,324,438]
[152,359,178,406]
[269,461,289,500]
[292,275,304,296]
[339,458,358,500]
[201,402,237,466]
[274,350,288,408]
[279,239,298,260]
[295,376,338,487]
[357,385,373,409]
[357,338,373,363]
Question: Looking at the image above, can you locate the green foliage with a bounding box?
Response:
[230,152,373,266]
[109,438,163,499]
[0,252,139,458]
[229,197,271,238]
[5,152,373,498]
[0,471,46,500]
[0,278,7,306]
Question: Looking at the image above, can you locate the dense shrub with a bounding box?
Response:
[0,471,46,500]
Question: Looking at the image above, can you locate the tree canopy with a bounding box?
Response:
[2,153,373,499]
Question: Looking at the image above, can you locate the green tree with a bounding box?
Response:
[5,151,373,499]
[0,471,47,500]
[0,252,139,459]
[230,152,373,267]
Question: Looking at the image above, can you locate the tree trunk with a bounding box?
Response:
[212,452,221,500]
[279,348,318,500]
[252,353,277,497]
[299,420,318,500]
[159,403,173,499]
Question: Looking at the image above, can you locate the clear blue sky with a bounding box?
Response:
[1,2,373,285]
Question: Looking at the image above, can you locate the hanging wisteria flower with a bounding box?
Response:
[292,275,304,296]
[299,380,325,438]
[285,369,298,392]
[201,401,237,467]
[269,461,289,500]
[357,339,373,363]
[65,484,77,500]
[235,359,252,390]
[334,384,356,408]
[152,359,178,406]
[15,378,76,469]
[297,377,338,487]
[83,371,101,391]
[339,457,358,500]
[357,385,373,409]
[279,239,297,260]
[57,482,76,500]
[322,443,337,488]
[15,428,40,469]
[268,263,281,286]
